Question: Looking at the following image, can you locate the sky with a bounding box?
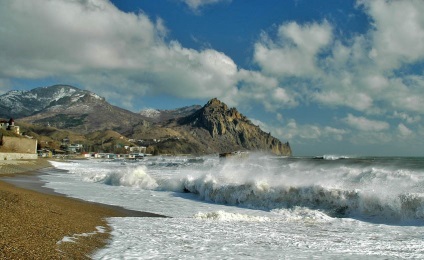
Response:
[0,0,424,156]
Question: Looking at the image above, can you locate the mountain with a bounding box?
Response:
[1,85,292,156]
[0,85,86,118]
[131,98,291,155]
[1,85,150,133]
[139,105,202,123]
[175,98,291,155]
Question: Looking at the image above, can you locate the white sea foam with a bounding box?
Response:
[57,226,107,245]
[271,207,335,222]
[140,156,423,222]
[94,216,424,259]
[194,210,270,222]
[101,166,158,189]
[312,154,351,160]
[49,155,424,222]
[46,156,424,259]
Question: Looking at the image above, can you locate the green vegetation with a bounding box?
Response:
[34,114,88,128]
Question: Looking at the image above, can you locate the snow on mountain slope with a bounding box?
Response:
[139,108,161,119]
[0,85,102,118]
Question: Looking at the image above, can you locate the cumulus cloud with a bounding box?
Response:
[343,114,389,132]
[226,69,298,110]
[0,0,301,115]
[0,0,243,108]
[252,0,424,118]
[359,0,424,70]
[248,0,424,149]
[254,21,332,77]
[252,118,347,143]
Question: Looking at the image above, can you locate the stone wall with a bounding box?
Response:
[0,153,38,160]
[0,136,38,154]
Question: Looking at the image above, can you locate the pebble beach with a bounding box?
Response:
[0,159,159,259]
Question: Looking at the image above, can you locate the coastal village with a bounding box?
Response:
[0,118,38,160]
[0,118,150,161]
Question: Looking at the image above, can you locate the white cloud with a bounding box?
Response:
[0,0,303,115]
[252,118,347,143]
[392,111,421,124]
[359,0,424,70]
[254,21,332,77]
[251,0,424,120]
[343,114,389,132]
[398,123,413,137]
[0,0,242,107]
[313,90,374,111]
[181,0,231,13]
[229,69,298,111]
[324,126,348,141]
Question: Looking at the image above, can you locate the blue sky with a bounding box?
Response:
[1,0,424,156]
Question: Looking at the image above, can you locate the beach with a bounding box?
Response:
[0,159,163,259]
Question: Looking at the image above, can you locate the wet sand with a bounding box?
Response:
[0,159,166,259]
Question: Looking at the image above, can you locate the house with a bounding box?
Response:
[129,146,147,153]
[60,138,84,154]
[0,118,20,135]
[95,153,116,159]
[0,120,8,130]
[38,149,53,158]
[67,144,83,153]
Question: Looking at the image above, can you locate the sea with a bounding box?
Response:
[41,154,424,259]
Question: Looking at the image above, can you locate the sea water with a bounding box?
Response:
[41,155,424,259]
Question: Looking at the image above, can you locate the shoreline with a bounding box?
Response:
[0,158,166,259]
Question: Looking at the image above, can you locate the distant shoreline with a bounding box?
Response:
[0,158,166,259]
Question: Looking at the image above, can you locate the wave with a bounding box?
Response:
[178,173,424,223]
[50,156,424,223]
[314,155,351,160]
[96,166,158,189]
[104,157,424,223]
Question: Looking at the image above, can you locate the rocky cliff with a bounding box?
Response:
[178,98,292,156]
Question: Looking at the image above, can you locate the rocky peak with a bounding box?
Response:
[205,98,228,109]
[202,98,245,120]
[181,98,292,156]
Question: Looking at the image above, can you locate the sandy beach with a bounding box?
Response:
[0,159,165,259]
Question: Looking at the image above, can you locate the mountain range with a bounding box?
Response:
[0,85,291,156]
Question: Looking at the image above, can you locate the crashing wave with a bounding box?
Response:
[180,175,424,223]
[97,166,158,189]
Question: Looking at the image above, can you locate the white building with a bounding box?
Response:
[0,118,20,135]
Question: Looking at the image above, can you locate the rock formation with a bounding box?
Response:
[179,98,292,156]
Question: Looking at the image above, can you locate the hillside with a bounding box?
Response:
[139,105,201,123]
[0,85,292,156]
[1,85,150,133]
